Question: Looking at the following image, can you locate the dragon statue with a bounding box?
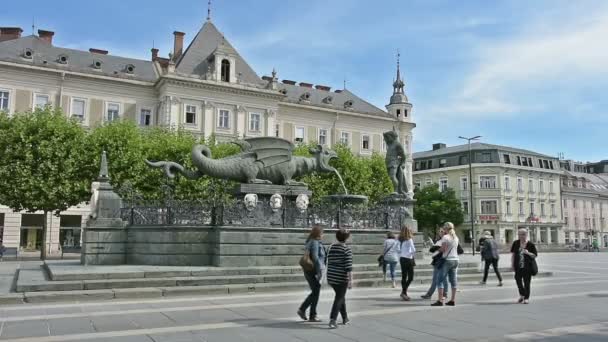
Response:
[146,137,338,186]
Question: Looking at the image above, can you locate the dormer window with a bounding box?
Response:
[23,48,33,59]
[93,60,103,69]
[396,109,401,116]
[300,92,311,102]
[221,59,230,82]
[58,54,69,64]
[125,64,135,74]
[344,100,353,109]
[323,96,333,104]
[279,89,288,95]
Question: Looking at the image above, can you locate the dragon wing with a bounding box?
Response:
[243,137,294,168]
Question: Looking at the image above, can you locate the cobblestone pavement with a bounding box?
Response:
[0,253,607,341]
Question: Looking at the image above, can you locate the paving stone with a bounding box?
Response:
[0,319,49,339]
[48,317,96,335]
[113,287,163,299]
[90,315,140,332]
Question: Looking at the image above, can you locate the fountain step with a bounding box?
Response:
[44,261,479,281]
[21,265,507,292]
[16,271,554,304]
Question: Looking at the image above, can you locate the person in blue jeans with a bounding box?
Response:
[432,222,460,307]
[382,232,400,288]
[297,225,326,322]
[421,228,448,299]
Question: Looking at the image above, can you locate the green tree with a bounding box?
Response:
[414,184,465,239]
[0,107,90,259]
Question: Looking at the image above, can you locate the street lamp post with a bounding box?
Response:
[459,135,481,256]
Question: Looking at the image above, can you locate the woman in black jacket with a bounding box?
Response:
[511,229,538,304]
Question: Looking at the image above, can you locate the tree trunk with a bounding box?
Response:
[40,211,48,260]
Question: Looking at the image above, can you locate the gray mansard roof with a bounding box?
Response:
[175,21,262,86]
[413,142,556,160]
[278,83,390,117]
[0,35,157,82]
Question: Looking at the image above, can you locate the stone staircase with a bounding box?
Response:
[7,261,553,304]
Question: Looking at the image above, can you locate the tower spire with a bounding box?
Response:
[393,51,404,94]
[207,0,212,21]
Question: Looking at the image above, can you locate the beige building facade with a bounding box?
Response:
[413,143,564,248]
[0,19,415,254]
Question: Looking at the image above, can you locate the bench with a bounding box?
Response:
[61,246,82,259]
[1,247,18,260]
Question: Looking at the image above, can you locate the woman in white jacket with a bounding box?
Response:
[398,226,416,301]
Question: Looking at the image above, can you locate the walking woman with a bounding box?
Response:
[326,228,353,329]
[382,232,400,288]
[297,225,326,322]
[431,222,460,306]
[480,231,503,286]
[511,229,538,304]
[399,226,416,301]
[421,227,448,299]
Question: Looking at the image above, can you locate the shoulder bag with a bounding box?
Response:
[299,241,314,272]
[378,240,395,267]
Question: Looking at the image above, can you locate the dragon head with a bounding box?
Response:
[309,144,338,172]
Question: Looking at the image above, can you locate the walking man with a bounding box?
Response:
[479,231,503,286]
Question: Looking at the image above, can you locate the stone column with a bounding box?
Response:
[546,227,552,244]
[81,151,126,265]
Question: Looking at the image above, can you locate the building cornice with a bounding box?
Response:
[280,101,397,122]
[156,75,285,100]
[412,163,563,176]
[0,60,156,86]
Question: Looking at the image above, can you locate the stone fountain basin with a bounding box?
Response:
[322,194,369,205]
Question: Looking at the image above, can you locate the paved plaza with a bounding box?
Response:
[0,253,606,341]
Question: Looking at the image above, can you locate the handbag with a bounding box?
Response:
[530,257,538,276]
[378,240,396,267]
[299,243,314,272]
[432,244,454,269]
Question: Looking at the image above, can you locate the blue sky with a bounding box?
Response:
[3,0,607,161]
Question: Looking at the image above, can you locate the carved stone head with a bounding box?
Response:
[295,194,310,213]
[383,130,398,144]
[309,144,338,173]
[244,194,258,211]
[270,194,283,211]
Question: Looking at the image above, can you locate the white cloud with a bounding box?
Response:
[453,9,608,118]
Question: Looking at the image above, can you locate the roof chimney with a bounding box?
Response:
[282,80,296,85]
[151,48,159,61]
[0,27,23,42]
[315,85,331,91]
[37,29,54,44]
[432,143,447,151]
[173,31,185,60]
[299,82,313,88]
[89,48,108,55]
[261,76,273,81]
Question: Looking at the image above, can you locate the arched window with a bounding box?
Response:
[221,59,230,82]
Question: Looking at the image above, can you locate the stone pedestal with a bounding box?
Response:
[380,194,418,232]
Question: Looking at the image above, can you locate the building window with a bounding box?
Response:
[528,179,535,193]
[218,109,230,129]
[543,160,550,169]
[506,200,512,215]
[480,176,497,189]
[516,156,522,166]
[522,158,528,167]
[318,129,328,145]
[541,203,546,216]
[460,177,468,191]
[519,201,524,215]
[414,180,421,189]
[459,155,468,165]
[462,201,469,215]
[439,178,448,192]
[481,152,491,163]
[481,200,498,214]
[140,109,152,126]
[551,203,556,217]
[549,181,554,193]
[425,178,432,186]
[517,178,524,192]
[249,113,261,132]
[106,102,120,122]
[295,127,305,143]
[528,157,533,167]
[504,154,511,164]
[565,216,569,225]
[539,180,545,193]
[340,131,350,146]
[34,94,49,109]
[439,159,447,167]
[221,59,230,82]
[0,90,9,111]
[563,199,567,208]
[382,139,387,152]
[361,134,370,151]
[504,176,511,190]
[549,161,554,169]
[184,105,197,125]
[71,98,86,122]
[573,199,577,209]
[275,124,280,137]
[530,202,535,215]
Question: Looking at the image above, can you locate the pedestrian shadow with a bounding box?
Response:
[588,293,608,298]
[474,302,518,306]
[225,318,328,330]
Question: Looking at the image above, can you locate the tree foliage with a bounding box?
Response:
[413,184,465,238]
[0,107,90,258]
